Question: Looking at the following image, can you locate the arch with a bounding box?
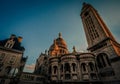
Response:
[105,54,111,66]
[64,63,70,72]
[81,63,86,72]
[60,64,63,72]
[53,66,57,74]
[97,53,111,69]
[72,63,76,72]
[89,62,94,71]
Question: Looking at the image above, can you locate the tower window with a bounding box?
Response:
[97,53,111,69]
[85,15,100,40]
[84,11,89,16]
[85,19,94,40]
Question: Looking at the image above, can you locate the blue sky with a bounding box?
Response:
[0,0,120,72]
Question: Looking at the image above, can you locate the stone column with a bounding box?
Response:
[58,63,60,80]
[63,62,65,80]
[86,62,90,80]
[78,61,81,80]
[70,63,73,80]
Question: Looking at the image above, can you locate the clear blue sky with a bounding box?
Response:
[0,0,120,72]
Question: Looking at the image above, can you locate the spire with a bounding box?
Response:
[83,2,87,6]
[53,39,59,50]
[10,34,16,39]
[45,49,47,55]
[59,32,62,38]
[72,46,76,53]
[54,39,57,45]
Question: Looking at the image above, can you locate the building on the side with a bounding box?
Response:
[34,2,120,84]
[0,34,27,84]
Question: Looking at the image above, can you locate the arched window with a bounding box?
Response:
[96,55,102,68]
[105,55,111,66]
[81,63,86,72]
[60,64,63,72]
[72,63,76,72]
[64,63,70,72]
[5,66,12,74]
[89,62,94,71]
[97,53,111,69]
[53,66,57,74]
[4,40,15,48]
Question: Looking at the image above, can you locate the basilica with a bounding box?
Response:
[33,2,120,84]
[0,2,120,84]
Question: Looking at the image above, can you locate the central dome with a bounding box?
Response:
[49,33,68,56]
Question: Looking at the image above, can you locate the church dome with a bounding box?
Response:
[49,33,68,56]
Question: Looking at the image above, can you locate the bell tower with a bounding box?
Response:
[80,2,120,58]
[80,2,120,80]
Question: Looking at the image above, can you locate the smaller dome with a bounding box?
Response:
[49,39,59,51]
